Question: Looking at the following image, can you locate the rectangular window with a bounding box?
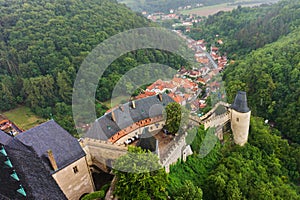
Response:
[73,166,79,174]
[236,118,239,122]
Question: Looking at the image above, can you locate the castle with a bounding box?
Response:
[0,91,250,199]
[190,91,251,146]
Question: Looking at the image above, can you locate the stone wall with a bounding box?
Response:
[203,112,230,129]
[81,138,127,172]
[199,101,230,121]
[52,156,94,200]
[161,134,192,173]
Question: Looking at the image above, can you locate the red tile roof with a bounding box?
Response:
[135,91,156,99]
[168,93,185,104]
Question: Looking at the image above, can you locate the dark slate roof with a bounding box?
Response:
[16,120,85,172]
[0,130,13,145]
[137,128,158,153]
[0,139,67,200]
[231,91,250,113]
[87,94,174,140]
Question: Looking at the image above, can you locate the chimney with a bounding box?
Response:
[111,110,116,122]
[132,101,136,109]
[47,149,58,171]
[119,105,124,112]
[158,93,163,102]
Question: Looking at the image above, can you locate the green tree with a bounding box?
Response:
[81,190,105,200]
[113,146,168,200]
[165,102,182,134]
[0,79,16,111]
[57,70,73,104]
[23,75,56,108]
[172,180,203,200]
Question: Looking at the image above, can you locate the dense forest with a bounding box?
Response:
[0,0,187,134]
[188,0,300,57]
[168,117,300,199]
[224,29,300,144]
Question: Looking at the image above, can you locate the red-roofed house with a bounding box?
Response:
[146,79,177,94]
[197,40,205,45]
[188,70,201,78]
[168,93,186,105]
[174,78,198,94]
[211,46,219,52]
[196,78,206,85]
[135,91,156,100]
[217,40,223,45]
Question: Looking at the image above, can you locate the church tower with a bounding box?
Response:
[230,91,251,146]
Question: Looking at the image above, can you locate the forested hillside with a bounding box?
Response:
[189,0,300,57]
[168,118,300,199]
[224,28,300,144]
[0,0,187,134]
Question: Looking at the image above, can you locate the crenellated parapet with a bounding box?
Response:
[203,111,231,129]
[188,91,251,146]
[199,101,230,121]
[160,133,192,173]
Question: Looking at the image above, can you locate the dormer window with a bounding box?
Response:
[73,166,79,174]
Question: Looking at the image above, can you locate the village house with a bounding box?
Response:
[135,91,156,100]
[0,116,23,137]
[168,92,186,105]
[188,70,202,78]
[199,66,211,76]
[146,79,177,94]
[196,55,209,64]
[218,56,228,69]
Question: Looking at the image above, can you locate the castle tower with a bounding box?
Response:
[230,91,251,146]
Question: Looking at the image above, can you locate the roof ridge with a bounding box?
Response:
[19,119,54,135]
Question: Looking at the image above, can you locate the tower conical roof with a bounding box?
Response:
[231,91,250,113]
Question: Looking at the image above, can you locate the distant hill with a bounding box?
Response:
[188,0,300,57]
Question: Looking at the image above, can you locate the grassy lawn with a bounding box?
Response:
[102,95,131,109]
[179,1,266,16]
[2,106,46,131]
[180,3,237,16]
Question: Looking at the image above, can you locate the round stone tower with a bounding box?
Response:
[230,91,251,146]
